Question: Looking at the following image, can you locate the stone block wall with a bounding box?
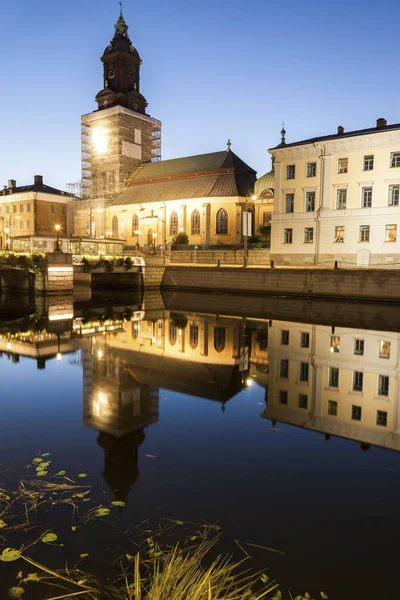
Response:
[171,249,270,266]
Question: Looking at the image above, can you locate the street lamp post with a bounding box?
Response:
[4,227,9,250]
[135,229,140,250]
[55,224,61,252]
[243,192,257,267]
[153,232,157,254]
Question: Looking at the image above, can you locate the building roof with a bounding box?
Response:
[269,122,400,151]
[0,178,68,198]
[254,170,274,196]
[113,149,257,206]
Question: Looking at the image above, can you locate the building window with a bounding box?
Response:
[298,394,308,409]
[353,371,363,392]
[111,215,118,237]
[307,162,316,177]
[216,208,228,234]
[338,158,348,174]
[170,211,178,236]
[19,220,24,229]
[281,330,289,345]
[305,191,315,212]
[304,227,314,243]
[61,206,66,216]
[132,214,139,236]
[131,322,138,339]
[280,359,289,379]
[362,187,372,208]
[51,205,56,214]
[363,155,374,171]
[191,210,200,235]
[335,226,345,243]
[279,390,288,405]
[379,340,391,359]
[214,327,226,352]
[330,336,340,352]
[385,224,397,242]
[378,375,389,397]
[388,184,399,206]
[286,165,295,180]
[169,322,177,346]
[26,220,31,229]
[284,228,293,244]
[329,367,339,388]
[351,405,362,421]
[328,400,338,416]
[359,225,370,242]
[19,204,23,213]
[336,189,347,209]
[390,152,400,168]
[189,323,199,349]
[285,193,294,213]
[263,211,272,227]
[299,362,309,382]
[27,203,31,213]
[376,410,388,427]
[6,206,9,214]
[13,205,17,213]
[354,339,364,355]
[300,332,310,348]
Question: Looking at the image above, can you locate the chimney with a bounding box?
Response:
[376,118,387,128]
[34,175,43,186]
[7,179,16,190]
[337,126,344,134]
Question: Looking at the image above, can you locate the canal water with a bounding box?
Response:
[1,290,400,599]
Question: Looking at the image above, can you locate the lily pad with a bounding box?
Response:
[0,519,7,528]
[0,549,21,562]
[41,532,58,544]
[32,458,43,464]
[8,586,24,598]
[79,553,89,559]
[94,508,110,517]
[56,470,66,476]
[41,453,51,457]
[111,501,126,507]
[36,470,48,477]
[77,473,87,478]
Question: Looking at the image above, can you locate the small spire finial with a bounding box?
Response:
[280,122,286,145]
[119,1,123,15]
[226,139,232,152]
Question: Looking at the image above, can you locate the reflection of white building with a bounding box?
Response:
[264,320,400,450]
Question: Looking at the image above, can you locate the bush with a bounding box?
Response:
[172,232,189,247]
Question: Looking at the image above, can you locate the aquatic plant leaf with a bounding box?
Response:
[36,470,48,477]
[126,554,134,561]
[0,519,7,528]
[8,586,24,598]
[16,572,22,580]
[41,532,58,543]
[0,549,21,562]
[22,573,39,583]
[78,473,87,478]
[94,508,110,517]
[79,553,89,559]
[71,526,77,532]
[56,470,66,476]
[32,458,43,464]
[41,453,51,457]
[110,501,126,507]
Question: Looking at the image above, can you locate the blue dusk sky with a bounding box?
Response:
[1,0,399,190]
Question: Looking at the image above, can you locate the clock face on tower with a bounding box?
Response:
[107,64,115,79]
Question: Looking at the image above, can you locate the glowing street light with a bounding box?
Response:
[55,224,61,251]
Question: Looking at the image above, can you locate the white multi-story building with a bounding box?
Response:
[269,118,400,267]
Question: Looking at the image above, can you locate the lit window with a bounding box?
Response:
[19,204,23,213]
[378,375,389,397]
[189,323,199,349]
[111,215,118,237]
[281,330,289,345]
[169,321,177,346]
[354,339,364,355]
[214,327,226,352]
[363,155,374,171]
[304,227,314,243]
[280,359,289,379]
[329,367,339,388]
[351,405,362,421]
[51,205,56,214]
[305,191,315,211]
[307,162,316,177]
[328,400,338,416]
[170,211,178,235]
[335,226,345,243]
[286,165,295,179]
[216,208,228,234]
[390,152,400,168]
[353,371,363,392]
[191,210,200,235]
[336,189,347,209]
[263,212,272,227]
[285,193,294,213]
[300,332,310,348]
[299,362,309,382]
[385,224,397,242]
[376,410,388,427]
[362,187,372,208]
[298,394,308,409]
[132,214,139,236]
[388,185,399,206]
[338,158,348,173]
[284,228,293,244]
[279,390,288,405]
[379,340,391,359]
[359,225,370,242]
[330,336,340,352]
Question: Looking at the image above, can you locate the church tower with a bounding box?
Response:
[79,7,161,235]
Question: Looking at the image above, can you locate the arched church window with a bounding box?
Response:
[191,210,200,235]
[169,321,177,346]
[112,215,118,237]
[170,212,178,236]
[132,214,139,236]
[189,323,199,349]
[214,327,226,353]
[216,208,228,234]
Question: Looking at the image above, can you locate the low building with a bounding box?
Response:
[0,175,73,252]
[269,118,400,267]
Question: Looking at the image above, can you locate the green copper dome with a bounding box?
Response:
[254,170,275,197]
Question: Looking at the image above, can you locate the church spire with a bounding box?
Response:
[114,3,129,37]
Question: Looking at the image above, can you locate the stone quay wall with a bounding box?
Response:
[171,249,270,266]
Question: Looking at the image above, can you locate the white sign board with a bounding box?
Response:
[242,212,252,237]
